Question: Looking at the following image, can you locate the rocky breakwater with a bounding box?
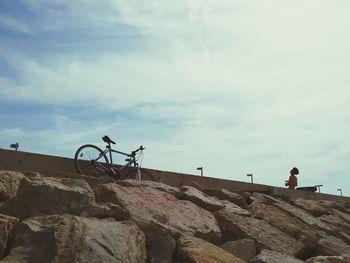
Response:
[0,170,349,263]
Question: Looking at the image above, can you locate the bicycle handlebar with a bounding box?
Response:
[131,145,145,155]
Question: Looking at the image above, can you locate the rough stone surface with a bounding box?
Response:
[0,214,18,258]
[95,183,221,243]
[215,207,305,256]
[306,256,350,263]
[177,235,245,263]
[117,179,181,196]
[221,200,250,216]
[203,188,248,209]
[2,215,146,263]
[273,200,333,232]
[0,169,349,262]
[250,249,305,263]
[179,186,225,212]
[318,215,350,235]
[8,176,96,218]
[0,171,25,201]
[220,238,256,262]
[249,202,319,244]
[318,235,350,257]
[292,198,330,217]
[145,233,176,263]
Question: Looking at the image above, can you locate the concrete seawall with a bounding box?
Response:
[1,148,349,203]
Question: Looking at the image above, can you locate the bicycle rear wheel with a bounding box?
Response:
[74,144,110,176]
[124,168,155,181]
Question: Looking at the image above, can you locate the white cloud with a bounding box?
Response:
[0,15,31,33]
[1,0,350,195]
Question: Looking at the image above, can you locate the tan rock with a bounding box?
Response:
[215,207,305,256]
[0,214,18,258]
[179,186,224,212]
[117,179,181,196]
[318,215,350,235]
[292,198,330,217]
[220,238,256,262]
[221,200,250,216]
[250,249,305,263]
[203,188,248,209]
[9,176,96,218]
[177,236,245,263]
[306,256,350,263]
[273,200,333,232]
[95,183,221,243]
[249,202,319,243]
[0,171,25,201]
[146,233,176,263]
[318,235,350,257]
[2,215,146,263]
[331,209,350,225]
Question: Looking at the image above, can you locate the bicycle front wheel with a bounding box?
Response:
[74,144,109,176]
[124,168,155,181]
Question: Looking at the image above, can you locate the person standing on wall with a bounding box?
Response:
[285,167,299,189]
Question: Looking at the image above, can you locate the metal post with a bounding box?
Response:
[315,184,323,193]
[247,174,253,183]
[197,167,203,176]
[337,189,343,196]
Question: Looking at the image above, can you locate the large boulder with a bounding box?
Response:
[7,176,95,218]
[177,235,245,263]
[249,202,319,244]
[2,215,146,263]
[292,199,330,217]
[215,206,305,256]
[203,188,248,209]
[145,232,176,263]
[0,214,18,258]
[318,215,350,235]
[179,186,224,212]
[331,209,350,225]
[250,249,305,263]
[306,256,350,263]
[0,171,25,201]
[318,235,350,257]
[95,183,221,243]
[273,200,332,232]
[117,179,181,196]
[220,238,256,262]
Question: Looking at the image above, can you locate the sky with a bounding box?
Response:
[0,0,349,196]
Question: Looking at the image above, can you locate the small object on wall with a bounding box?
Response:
[10,142,19,151]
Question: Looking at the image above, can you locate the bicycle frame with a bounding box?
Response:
[100,146,139,170]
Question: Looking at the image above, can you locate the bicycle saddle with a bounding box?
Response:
[102,135,116,144]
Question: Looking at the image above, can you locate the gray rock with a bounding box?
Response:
[2,215,146,263]
[250,249,305,263]
[318,215,350,235]
[273,200,333,232]
[292,199,330,217]
[306,256,350,263]
[95,183,221,243]
[215,207,305,256]
[221,238,256,262]
[204,188,248,209]
[117,179,181,196]
[179,186,224,212]
[0,171,25,201]
[9,176,96,218]
[318,235,350,257]
[146,233,176,263]
[0,214,18,258]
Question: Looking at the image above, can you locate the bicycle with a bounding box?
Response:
[74,135,155,181]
